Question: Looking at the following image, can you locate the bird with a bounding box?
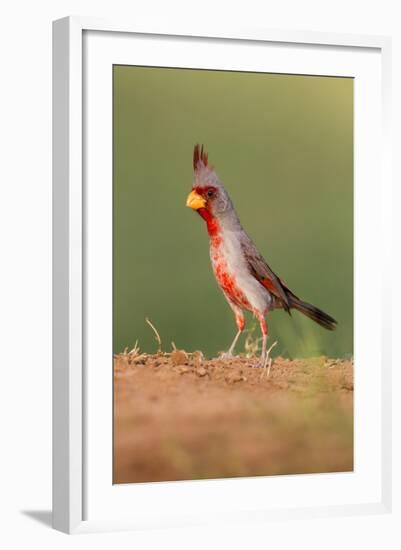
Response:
[186,144,337,368]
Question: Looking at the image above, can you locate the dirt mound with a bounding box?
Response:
[114,351,353,484]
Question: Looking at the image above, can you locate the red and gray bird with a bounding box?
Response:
[186,144,337,367]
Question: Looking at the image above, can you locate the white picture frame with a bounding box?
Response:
[52,16,392,534]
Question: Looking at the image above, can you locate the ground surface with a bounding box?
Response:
[114,350,353,484]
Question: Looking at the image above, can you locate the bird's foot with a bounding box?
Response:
[252,359,270,369]
[253,341,278,375]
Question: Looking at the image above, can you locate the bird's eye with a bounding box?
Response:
[207,189,214,198]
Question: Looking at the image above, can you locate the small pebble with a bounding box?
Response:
[171,350,188,366]
[176,366,191,375]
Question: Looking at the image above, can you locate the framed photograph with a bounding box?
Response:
[52,17,392,534]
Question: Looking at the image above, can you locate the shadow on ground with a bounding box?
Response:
[21,510,52,528]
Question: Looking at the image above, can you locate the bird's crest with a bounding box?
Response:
[192,144,224,190]
[193,144,209,172]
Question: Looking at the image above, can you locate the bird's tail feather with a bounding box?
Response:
[290,296,337,331]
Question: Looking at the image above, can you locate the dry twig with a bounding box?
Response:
[145,317,162,353]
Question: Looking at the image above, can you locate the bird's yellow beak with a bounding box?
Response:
[186,190,206,210]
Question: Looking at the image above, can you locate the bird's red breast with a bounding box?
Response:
[210,227,251,309]
[214,258,251,309]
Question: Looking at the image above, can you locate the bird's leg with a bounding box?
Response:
[220,309,245,359]
[228,329,242,356]
[255,313,276,369]
[258,315,268,368]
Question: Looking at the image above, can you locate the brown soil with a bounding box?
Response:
[114,351,353,484]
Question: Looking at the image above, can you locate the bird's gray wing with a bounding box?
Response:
[240,236,291,312]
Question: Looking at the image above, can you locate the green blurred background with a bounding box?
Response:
[113,66,353,358]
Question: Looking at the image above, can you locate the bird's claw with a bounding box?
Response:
[252,358,271,369]
[254,341,278,374]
